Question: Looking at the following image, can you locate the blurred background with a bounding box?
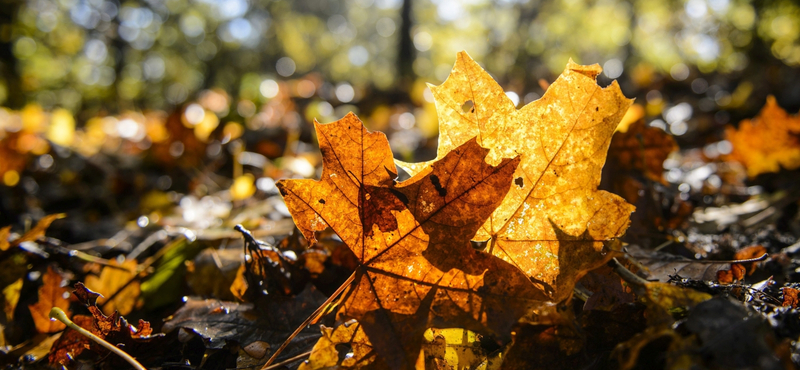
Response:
[1,0,799,234]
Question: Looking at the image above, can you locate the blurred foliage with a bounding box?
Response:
[2,0,800,112]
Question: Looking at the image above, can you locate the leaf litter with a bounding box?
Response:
[0,51,800,370]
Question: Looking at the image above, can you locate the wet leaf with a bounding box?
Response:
[725,96,800,177]
[397,52,635,302]
[28,266,71,333]
[162,285,327,363]
[84,259,140,315]
[278,113,546,368]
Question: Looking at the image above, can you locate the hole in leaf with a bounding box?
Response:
[335,343,353,363]
[461,100,474,113]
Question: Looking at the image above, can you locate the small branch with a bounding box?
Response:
[49,307,146,370]
[262,350,312,370]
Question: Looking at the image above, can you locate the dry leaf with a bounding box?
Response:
[607,119,677,183]
[397,52,635,302]
[277,114,546,368]
[84,259,140,315]
[49,283,164,368]
[782,287,799,308]
[627,245,733,283]
[28,266,71,333]
[3,278,22,321]
[0,226,10,251]
[725,95,800,177]
[299,321,384,370]
[11,213,65,247]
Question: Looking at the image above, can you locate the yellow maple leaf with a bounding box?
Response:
[725,95,800,178]
[398,52,635,302]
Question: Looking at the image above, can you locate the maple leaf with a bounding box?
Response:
[398,52,635,302]
[28,266,72,333]
[277,113,546,369]
[725,95,800,178]
[49,283,165,368]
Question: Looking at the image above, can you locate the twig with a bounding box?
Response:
[49,307,146,370]
[262,350,312,370]
[261,270,357,369]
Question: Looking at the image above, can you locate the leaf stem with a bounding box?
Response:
[49,307,146,370]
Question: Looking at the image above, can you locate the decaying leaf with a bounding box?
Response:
[162,285,326,363]
[782,287,799,308]
[607,119,677,183]
[397,52,635,302]
[28,266,71,333]
[229,225,308,303]
[84,258,140,315]
[48,283,166,368]
[725,95,800,177]
[277,113,547,368]
[626,244,734,283]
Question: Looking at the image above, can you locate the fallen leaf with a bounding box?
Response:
[397,52,635,302]
[421,328,502,370]
[607,119,678,183]
[0,226,10,251]
[725,95,800,177]
[11,213,65,247]
[84,258,140,315]
[229,225,309,303]
[3,278,22,321]
[626,244,733,283]
[277,114,546,368]
[299,321,385,370]
[735,245,768,275]
[28,266,71,333]
[162,285,326,363]
[48,283,167,368]
[782,287,799,308]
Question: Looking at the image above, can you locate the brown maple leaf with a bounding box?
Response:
[28,266,71,333]
[398,52,635,302]
[725,95,800,177]
[277,113,546,369]
[49,283,163,368]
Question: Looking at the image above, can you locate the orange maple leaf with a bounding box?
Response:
[28,266,72,333]
[277,113,547,369]
[725,95,800,177]
[398,52,635,302]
